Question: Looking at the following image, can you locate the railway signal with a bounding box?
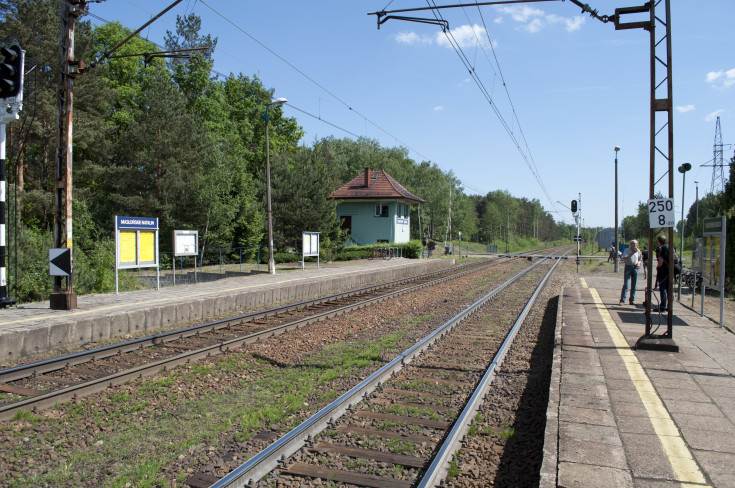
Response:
[570,200,577,213]
[0,44,23,100]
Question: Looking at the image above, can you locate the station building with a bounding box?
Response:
[329,168,425,245]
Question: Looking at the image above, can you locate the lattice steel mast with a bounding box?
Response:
[711,117,724,194]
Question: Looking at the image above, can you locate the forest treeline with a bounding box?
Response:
[0,2,610,302]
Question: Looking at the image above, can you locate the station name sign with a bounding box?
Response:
[117,216,158,229]
[703,217,723,236]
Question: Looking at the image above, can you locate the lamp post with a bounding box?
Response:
[614,146,620,273]
[677,163,691,299]
[694,180,699,232]
[265,97,287,275]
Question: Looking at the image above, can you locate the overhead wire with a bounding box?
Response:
[426,0,569,223]
[109,0,483,193]
[193,0,488,194]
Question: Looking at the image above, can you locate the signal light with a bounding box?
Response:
[0,44,24,100]
[571,200,577,213]
[678,163,692,173]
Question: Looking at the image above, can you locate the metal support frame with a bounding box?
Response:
[631,0,677,351]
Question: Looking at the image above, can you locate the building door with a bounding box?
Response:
[340,216,352,234]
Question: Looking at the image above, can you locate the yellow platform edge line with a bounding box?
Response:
[588,287,709,487]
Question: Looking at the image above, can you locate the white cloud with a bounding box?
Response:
[396,24,495,50]
[705,109,725,122]
[675,104,695,113]
[437,24,491,49]
[433,105,444,112]
[394,31,433,46]
[496,5,543,22]
[524,18,543,33]
[706,68,735,88]
[495,6,585,33]
[562,16,585,32]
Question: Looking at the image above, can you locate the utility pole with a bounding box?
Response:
[50,0,183,309]
[506,193,510,253]
[51,0,87,310]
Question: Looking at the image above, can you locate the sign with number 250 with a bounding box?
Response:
[647,198,675,228]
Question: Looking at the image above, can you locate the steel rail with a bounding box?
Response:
[0,260,492,384]
[0,258,501,420]
[418,256,562,487]
[211,256,554,488]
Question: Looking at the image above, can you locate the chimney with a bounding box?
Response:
[364,168,370,187]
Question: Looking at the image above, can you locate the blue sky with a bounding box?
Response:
[88,0,734,229]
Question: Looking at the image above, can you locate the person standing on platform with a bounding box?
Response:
[641,245,649,279]
[654,234,669,312]
[619,239,642,305]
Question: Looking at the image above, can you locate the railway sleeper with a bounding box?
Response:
[283,462,413,488]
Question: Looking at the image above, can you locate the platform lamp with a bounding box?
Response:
[614,146,620,273]
[265,97,287,275]
[694,180,699,231]
[677,163,691,300]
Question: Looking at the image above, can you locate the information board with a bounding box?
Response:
[302,232,320,270]
[701,216,726,328]
[173,230,198,257]
[115,216,159,293]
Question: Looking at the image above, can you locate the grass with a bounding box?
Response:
[447,453,461,480]
[386,437,415,454]
[384,404,443,421]
[11,409,46,423]
[499,427,517,441]
[4,330,412,487]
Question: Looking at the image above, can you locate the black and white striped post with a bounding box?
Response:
[0,43,24,308]
[0,120,17,307]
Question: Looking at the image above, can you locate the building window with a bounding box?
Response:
[375,203,389,217]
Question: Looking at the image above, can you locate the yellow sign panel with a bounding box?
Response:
[703,236,721,286]
[140,231,155,263]
[119,231,137,265]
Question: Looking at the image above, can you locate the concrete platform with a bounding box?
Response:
[0,258,453,362]
[542,274,735,488]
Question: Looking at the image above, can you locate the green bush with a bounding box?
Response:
[260,250,301,264]
[332,241,422,259]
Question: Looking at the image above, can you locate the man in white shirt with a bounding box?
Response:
[619,239,642,305]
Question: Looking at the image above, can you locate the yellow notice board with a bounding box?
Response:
[140,231,155,264]
[119,231,137,265]
[115,216,159,269]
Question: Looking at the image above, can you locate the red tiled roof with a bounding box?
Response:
[329,168,425,203]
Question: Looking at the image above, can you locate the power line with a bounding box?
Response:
[424,1,568,223]
[193,0,491,194]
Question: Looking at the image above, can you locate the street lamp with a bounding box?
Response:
[614,146,620,273]
[694,180,699,231]
[677,163,691,299]
[265,97,287,275]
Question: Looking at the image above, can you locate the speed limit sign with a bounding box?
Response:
[648,198,675,228]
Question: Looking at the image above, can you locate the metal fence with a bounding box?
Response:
[127,246,323,289]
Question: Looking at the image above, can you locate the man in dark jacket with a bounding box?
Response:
[654,234,669,312]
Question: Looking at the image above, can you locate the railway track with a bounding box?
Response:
[0,251,558,421]
[197,252,563,488]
